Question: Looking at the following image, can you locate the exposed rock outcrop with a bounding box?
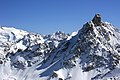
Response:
[92,14,102,26]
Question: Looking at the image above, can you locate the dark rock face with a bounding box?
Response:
[0,60,3,64]
[92,14,102,26]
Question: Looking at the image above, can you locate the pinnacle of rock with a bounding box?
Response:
[92,14,102,26]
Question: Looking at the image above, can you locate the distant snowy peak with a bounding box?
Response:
[43,31,69,41]
[0,26,29,42]
[43,31,69,47]
[0,26,69,59]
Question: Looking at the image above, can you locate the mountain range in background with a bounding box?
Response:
[0,14,120,80]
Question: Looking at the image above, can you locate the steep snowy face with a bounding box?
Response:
[77,19,120,72]
[46,14,120,80]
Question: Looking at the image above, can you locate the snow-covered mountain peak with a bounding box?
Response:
[43,31,69,41]
[0,26,29,42]
[1,14,120,80]
[47,15,120,80]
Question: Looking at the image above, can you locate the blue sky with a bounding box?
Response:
[0,0,120,34]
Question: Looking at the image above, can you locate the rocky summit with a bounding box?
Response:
[0,14,120,80]
[92,13,102,26]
